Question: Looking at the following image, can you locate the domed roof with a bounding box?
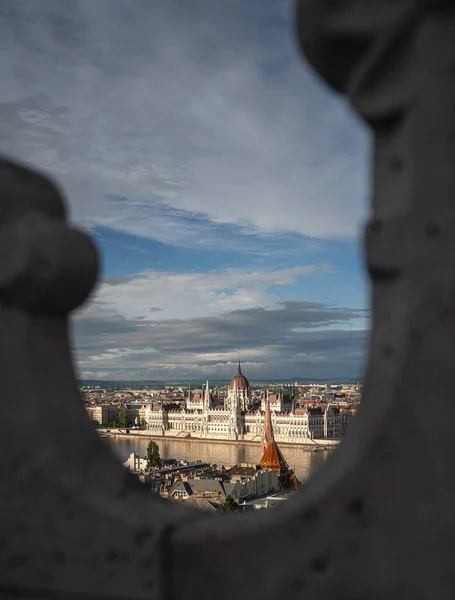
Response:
[229,362,250,391]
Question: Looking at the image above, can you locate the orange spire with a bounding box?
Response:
[258,392,299,491]
[264,391,274,443]
[261,392,274,455]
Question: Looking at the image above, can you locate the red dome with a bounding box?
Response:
[229,362,250,391]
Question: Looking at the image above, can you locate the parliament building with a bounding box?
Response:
[145,363,343,443]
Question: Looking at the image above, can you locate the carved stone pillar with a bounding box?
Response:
[0,158,207,598]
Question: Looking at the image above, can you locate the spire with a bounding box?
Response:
[259,393,291,477]
[237,359,242,375]
[231,376,240,413]
[264,392,274,443]
[204,378,210,409]
[261,392,274,455]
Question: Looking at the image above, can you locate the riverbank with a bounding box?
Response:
[98,429,340,450]
[106,435,331,482]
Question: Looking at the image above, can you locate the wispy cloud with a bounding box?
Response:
[73,298,368,381]
[0,0,369,245]
[2,1,370,379]
[72,264,368,380]
[83,264,325,321]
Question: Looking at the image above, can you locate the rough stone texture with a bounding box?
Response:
[172,2,455,599]
[1,1,454,598]
[0,158,208,599]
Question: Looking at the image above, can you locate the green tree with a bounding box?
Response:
[146,440,161,469]
[217,495,239,513]
[118,410,128,428]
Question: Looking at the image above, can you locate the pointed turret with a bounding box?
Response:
[232,377,238,409]
[261,391,274,454]
[204,378,211,410]
[258,394,299,491]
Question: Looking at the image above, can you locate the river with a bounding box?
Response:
[106,436,331,483]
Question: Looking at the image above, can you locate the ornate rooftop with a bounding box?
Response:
[228,361,250,391]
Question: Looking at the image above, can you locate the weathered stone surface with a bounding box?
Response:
[172,2,455,599]
[2,1,455,598]
[0,158,208,599]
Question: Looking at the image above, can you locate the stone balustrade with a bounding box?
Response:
[1,1,454,598]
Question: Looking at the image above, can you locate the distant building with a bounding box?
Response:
[85,403,147,427]
[147,367,244,440]
[185,387,205,411]
[143,363,345,443]
[123,452,147,472]
[168,468,279,504]
[340,404,359,434]
[225,362,252,411]
[124,403,148,425]
[85,404,119,426]
[169,480,193,501]
[184,495,219,512]
[260,390,294,413]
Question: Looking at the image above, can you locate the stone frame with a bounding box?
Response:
[1,1,454,598]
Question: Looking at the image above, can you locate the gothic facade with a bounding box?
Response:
[145,365,343,442]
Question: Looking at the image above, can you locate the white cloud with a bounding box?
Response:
[0,2,370,380]
[0,0,370,246]
[82,264,321,322]
[72,297,368,381]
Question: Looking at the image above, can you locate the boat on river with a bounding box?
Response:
[313,446,326,452]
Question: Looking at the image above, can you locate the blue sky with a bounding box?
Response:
[0,0,371,380]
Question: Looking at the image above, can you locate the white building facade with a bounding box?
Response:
[144,365,344,443]
[147,375,245,440]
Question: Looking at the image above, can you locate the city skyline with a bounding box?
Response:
[1,0,369,380]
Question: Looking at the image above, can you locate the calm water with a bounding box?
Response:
[107,436,330,483]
